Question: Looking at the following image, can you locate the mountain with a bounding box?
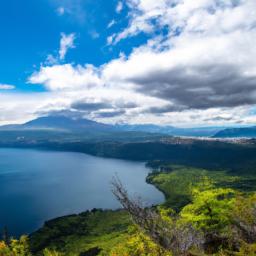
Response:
[117,124,224,137]
[213,126,256,138]
[0,115,226,137]
[23,116,114,132]
[0,116,114,132]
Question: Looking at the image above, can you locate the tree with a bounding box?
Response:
[111,177,204,255]
[0,235,31,256]
[180,188,236,232]
[231,194,256,244]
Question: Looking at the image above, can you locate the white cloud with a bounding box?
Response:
[43,33,76,65]
[28,63,172,123]
[116,1,123,13]
[0,84,15,90]
[59,33,76,60]
[107,19,116,29]
[45,54,59,65]
[0,92,56,125]
[29,64,103,91]
[103,0,256,113]
[107,35,114,45]
[111,0,256,44]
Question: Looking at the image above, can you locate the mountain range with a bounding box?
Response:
[0,115,255,138]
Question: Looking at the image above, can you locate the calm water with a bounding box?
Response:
[0,148,164,236]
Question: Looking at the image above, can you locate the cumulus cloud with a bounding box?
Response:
[29,64,102,91]
[27,61,256,126]
[103,0,256,111]
[59,33,76,60]
[28,62,169,123]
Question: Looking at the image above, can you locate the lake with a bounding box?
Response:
[0,148,164,236]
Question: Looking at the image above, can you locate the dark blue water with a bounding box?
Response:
[0,148,164,236]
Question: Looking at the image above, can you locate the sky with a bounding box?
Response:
[0,0,256,127]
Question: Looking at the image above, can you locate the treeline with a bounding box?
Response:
[42,140,256,174]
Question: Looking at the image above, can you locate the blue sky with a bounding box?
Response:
[0,0,256,127]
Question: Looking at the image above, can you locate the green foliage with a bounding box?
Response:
[109,226,172,256]
[180,188,236,232]
[147,165,241,210]
[148,166,256,253]
[0,236,31,256]
[42,248,63,256]
[235,243,256,256]
[0,241,10,256]
[232,193,256,226]
[30,209,132,256]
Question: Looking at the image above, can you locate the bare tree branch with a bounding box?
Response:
[111,176,204,255]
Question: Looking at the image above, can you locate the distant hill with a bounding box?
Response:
[0,115,226,137]
[213,126,256,138]
[117,124,224,137]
